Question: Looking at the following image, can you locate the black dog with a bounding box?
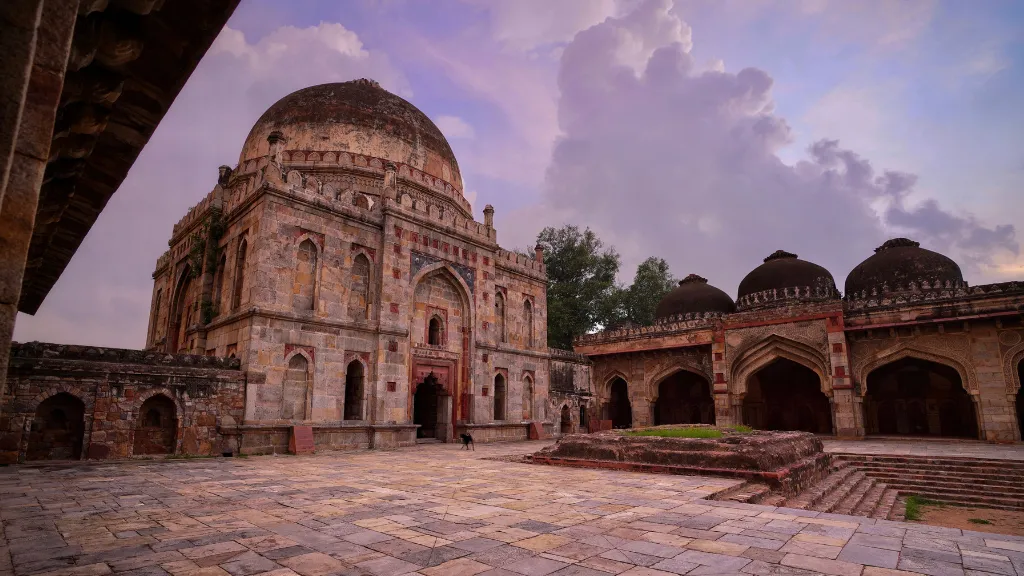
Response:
[460,433,475,450]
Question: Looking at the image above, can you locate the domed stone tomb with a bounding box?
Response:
[845,238,965,299]
[238,79,463,195]
[654,274,736,320]
[737,250,839,310]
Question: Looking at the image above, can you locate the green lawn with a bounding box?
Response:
[623,427,723,439]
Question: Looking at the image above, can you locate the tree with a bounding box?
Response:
[537,225,620,348]
[623,257,675,326]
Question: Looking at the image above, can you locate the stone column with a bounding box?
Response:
[973,323,1017,441]
[826,314,862,437]
[712,330,732,426]
[0,0,76,411]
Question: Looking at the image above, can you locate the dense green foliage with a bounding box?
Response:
[538,226,677,348]
[537,226,621,348]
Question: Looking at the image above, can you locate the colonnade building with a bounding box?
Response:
[575,242,1024,442]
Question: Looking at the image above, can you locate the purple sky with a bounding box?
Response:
[15,0,1024,348]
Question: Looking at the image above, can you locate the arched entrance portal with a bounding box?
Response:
[743,359,832,433]
[608,378,632,429]
[654,371,714,425]
[1018,362,1023,438]
[134,395,177,455]
[414,374,451,440]
[27,393,85,460]
[864,358,977,438]
[560,405,572,434]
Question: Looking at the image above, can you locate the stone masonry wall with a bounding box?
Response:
[1,342,245,463]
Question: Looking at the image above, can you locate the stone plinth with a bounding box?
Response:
[532,426,830,495]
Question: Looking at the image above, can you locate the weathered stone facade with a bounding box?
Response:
[577,244,1024,443]
[0,342,244,463]
[143,80,590,451]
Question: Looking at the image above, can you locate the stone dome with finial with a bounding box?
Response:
[654,274,736,320]
[844,238,966,300]
[737,250,839,310]
[238,79,463,195]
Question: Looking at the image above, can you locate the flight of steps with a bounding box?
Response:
[833,453,1024,511]
[780,461,899,519]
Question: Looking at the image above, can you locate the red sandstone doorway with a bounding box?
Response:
[607,377,632,429]
[864,358,978,438]
[653,371,715,426]
[743,359,832,434]
[134,395,177,455]
[27,393,85,461]
[413,374,451,441]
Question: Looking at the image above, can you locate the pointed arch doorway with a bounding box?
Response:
[413,372,452,441]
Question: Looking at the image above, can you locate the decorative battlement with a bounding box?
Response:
[10,341,242,370]
[273,149,473,216]
[171,189,219,238]
[736,279,841,311]
[495,248,545,278]
[844,280,1024,311]
[549,347,591,364]
[574,314,720,346]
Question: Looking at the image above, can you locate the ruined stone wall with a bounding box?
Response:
[1,343,244,463]
[549,350,593,435]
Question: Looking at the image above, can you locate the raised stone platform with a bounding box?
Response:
[531,426,831,495]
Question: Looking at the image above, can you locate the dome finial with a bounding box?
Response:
[679,274,707,285]
[875,238,920,253]
[353,78,381,88]
[764,250,797,262]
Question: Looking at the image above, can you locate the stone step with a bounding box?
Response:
[872,488,900,520]
[894,489,1024,511]
[720,482,773,504]
[865,475,1024,496]
[834,454,1024,473]
[813,470,867,513]
[889,495,907,520]
[844,462,1024,482]
[829,473,874,515]
[859,469,1024,488]
[782,462,856,510]
[850,480,887,517]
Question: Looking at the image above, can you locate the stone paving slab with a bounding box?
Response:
[3,441,1024,576]
[822,440,1024,461]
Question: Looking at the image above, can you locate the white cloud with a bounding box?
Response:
[434,115,476,139]
[478,0,619,52]
[517,0,1015,291]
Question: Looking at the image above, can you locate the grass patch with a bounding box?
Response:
[624,427,723,439]
[969,518,992,525]
[904,495,941,521]
[729,425,753,433]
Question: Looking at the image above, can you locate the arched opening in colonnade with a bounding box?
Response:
[27,393,85,461]
[653,371,715,425]
[1018,361,1023,438]
[607,377,632,429]
[743,358,832,433]
[864,358,977,438]
[134,395,177,455]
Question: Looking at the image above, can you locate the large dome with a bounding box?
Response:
[655,274,736,320]
[845,238,965,297]
[238,79,463,193]
[737,250,839,309]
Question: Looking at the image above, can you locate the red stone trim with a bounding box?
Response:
[284,344,315,363]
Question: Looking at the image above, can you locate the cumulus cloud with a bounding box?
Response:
[14,22,406,347]
[531,0,1015,294]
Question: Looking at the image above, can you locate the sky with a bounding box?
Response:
[14,0,1024,348]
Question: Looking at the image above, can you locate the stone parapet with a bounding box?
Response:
[495,249,546,280]
[844,280,1024,312]
[9,341,241,370]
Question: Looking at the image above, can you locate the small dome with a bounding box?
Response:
[737,250,839,309]
[239,79,463,193]
[654,274,736,320]
[845,238,965,298]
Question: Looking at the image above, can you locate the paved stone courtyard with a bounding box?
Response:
[3,441,1024,576]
